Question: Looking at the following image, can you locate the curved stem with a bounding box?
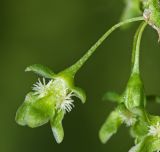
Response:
[65,16,144,76]
[131,22,147,74]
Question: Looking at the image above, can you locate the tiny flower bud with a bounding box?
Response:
[121,73,146,110]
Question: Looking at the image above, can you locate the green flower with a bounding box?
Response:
[129,114,160,152]
[99,103,138,143]
[99,22,147,144]
[117,22,147,110]
[15,64,86,143]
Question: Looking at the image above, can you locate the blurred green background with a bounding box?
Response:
[1,0,160,151]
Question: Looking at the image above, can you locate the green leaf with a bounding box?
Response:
[25,64,54,78]
[73,87,86,103]
[51,110,65,144]
[103,91,120,103]
[99,108,122,144]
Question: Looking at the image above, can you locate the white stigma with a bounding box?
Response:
[57,90,75,113]
[32,78,53,98]
[120,112,136,127]
[33,77,75,113]
[148,122,160,138]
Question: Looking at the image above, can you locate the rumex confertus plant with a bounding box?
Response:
[15,0,160,151]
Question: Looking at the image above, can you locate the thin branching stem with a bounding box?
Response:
[65,16,144,76]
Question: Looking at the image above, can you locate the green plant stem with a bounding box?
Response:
[65,16,144,76]
[131,22,147,74]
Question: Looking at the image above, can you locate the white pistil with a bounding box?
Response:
[33,78,75,113]
[148,122,160,138]
[57,91,75,113]
[32,78,53,98]
[120,112,136,127]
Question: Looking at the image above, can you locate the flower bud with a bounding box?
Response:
[121,73,146,110]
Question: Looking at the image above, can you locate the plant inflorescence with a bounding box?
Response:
[15,0,160,151]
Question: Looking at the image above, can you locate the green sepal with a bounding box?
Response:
[27,95,55,128]
[72,87,86,103]
[15,93,55,128]
[59,71,86,104]
[15,92,38,126]
[103,91,120,103]
[128,107,150,138]
[130,119,148,143]
[25,64,55,78]
[15,102,30,126]
[99,108,122,144]
[122,73,146,110]
[24,106,50,128]
[129,136,160,152]
[51,110,65,144]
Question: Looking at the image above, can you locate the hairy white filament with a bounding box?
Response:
[148,122,160,138]
[32,78,53,98]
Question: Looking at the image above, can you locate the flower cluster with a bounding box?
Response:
[15,0,160,151]
[99,1,160,151]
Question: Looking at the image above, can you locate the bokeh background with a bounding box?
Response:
[1,0,160,151]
